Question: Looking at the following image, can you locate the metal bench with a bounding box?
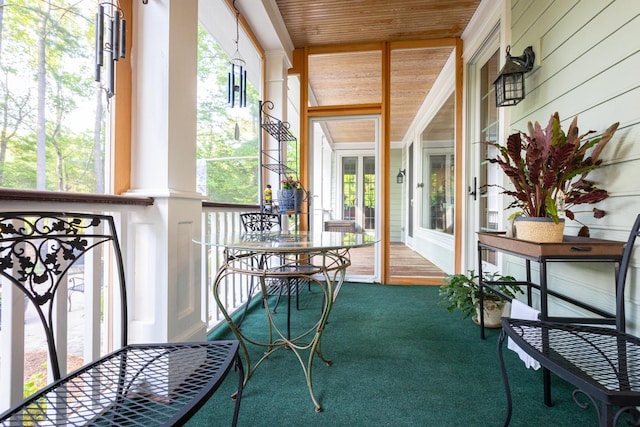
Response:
[0,212,243,426]
[498,214,640,426]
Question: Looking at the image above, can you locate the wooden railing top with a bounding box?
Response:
[0,189,154,206]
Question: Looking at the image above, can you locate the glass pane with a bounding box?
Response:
[429,155,447,230]
[480,50,500,265]
[196,25,261,204]
[420,93,455,234]
[1,1,108,192]
[342,157,357,220]
[363,156,376,230]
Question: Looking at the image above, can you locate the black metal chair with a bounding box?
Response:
[240,212,281,232]
[498,214,640,426]
[238,212,310,338]
[237,213,281,326]
[0,212,243,426]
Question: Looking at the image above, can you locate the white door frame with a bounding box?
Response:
[464,25,504,274]
[308,115,381,283]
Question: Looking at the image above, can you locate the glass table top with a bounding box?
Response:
[197,231,377,253]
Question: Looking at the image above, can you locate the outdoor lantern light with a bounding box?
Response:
[396,169,406,184]
[227,0,247,108]
[493,45,535,107]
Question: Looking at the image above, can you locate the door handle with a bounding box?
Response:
[468,177,477,201]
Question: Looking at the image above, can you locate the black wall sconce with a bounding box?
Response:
[94,2,126,98]
[396,169,406,184]
[493,45,535,107]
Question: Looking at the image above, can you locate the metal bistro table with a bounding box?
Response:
[202,230,377,412]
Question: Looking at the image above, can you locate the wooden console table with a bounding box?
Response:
[477,232,625,406]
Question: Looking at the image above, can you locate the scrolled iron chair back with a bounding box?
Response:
[0,212,127,380]
[240,212,281,232]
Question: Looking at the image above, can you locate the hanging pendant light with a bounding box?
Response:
[227,0,247,108]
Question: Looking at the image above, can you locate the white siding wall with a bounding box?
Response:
[310,123,336,232]
[390,148,404,242]
[505,0,640,332]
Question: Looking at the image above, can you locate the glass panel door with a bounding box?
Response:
[479,50,500,266]
[420,93,455,235]
[363,156,376,230]
[309,116,379,282]
[342,157,357,221]
[341,155,376,231]
[423,153,454,233]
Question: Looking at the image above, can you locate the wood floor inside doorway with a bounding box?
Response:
[347,243,446,284]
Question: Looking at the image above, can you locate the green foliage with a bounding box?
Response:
[24,371,46,398]
[485,113,619,233]
[0,0,103,192]
[438,270,522,319]
[1,7,266,201]
[23,371,47,424]
[196,24,261,204]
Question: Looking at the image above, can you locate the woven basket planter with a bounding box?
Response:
[514,216,565,243]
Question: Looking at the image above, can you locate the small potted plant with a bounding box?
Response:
[485,112,619,241]
[278,175,303,213]
[439,270,522,327]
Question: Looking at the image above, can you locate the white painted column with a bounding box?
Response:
[126,0,205,343]
[265,50,289,121]
[0,276,25,410]
[264,50,291,190]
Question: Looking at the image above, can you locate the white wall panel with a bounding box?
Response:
[505,0,640,333]
[390,149,403,242]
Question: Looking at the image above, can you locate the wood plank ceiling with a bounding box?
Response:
[274,0,481,145]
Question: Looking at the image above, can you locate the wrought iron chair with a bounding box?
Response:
[237,212,281,325]
[240,212,281,232]
[0,212,243,426]
[498,214,640,426]
[238,212,310,337]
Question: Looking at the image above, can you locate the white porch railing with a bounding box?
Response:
[200,204,260,331]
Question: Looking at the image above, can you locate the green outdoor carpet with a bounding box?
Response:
[187,283,595,426]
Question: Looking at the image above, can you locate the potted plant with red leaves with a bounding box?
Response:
[486,112,619,241]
